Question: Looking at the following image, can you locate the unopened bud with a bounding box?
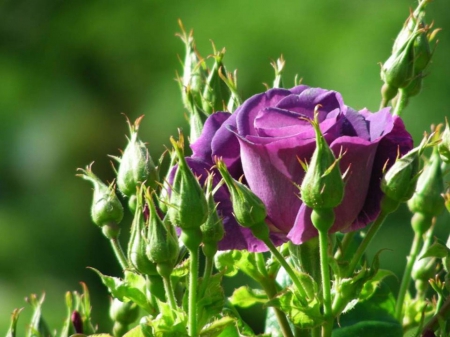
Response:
[381,30,421,90]
[127,187,158,276]
[201,174,225,257]
[146,189,179,277]
[113,115,159,198]
[381,135,429,210]
[77,164,124,234]
[168,132,208,231]
[202,46,230,114]
[109,298,139,325]
[408,148,444,218]
[300,108,344,211]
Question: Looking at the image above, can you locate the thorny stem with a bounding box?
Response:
[318,230,332,337]
[393,89,409,117]
[198,256,214,299]
[188,247,199,337]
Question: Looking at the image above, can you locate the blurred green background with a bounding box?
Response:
[1,0,449,334]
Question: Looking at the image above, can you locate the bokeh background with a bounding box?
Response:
[1,0,449,334]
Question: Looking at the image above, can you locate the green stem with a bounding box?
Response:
[345,210,389,277]
[395,231,423,320]
[263,239,309,301]
[318,230,332,337]
[162,275,178,311]
[260,278,295,337]
[109,238,129,270]
[198,256,214,299]
[311,326,321,337]
[393,89,409,117]
[334,231,355,261]
[188,247,199,337]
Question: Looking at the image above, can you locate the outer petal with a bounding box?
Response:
[191,112,231,164]
[346,115,413,231]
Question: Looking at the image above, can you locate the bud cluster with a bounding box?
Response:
[380,0,440,108]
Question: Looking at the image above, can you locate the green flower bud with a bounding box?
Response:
[381,135,430,209]
[168,132,208,230]
[381,30,422,90]
[202,45,230,115]
[110,298,139,336]
[77,164,124,232]
[300,108,344,210]
[112,115,159,198]
[438,119,450,163]
[146,189,179,277]
[402,74,423,98]
[408,148,445,218]
[216,159,266,229]
[178,20,207,110]
[127,187,158,276]
[201,174,225,258]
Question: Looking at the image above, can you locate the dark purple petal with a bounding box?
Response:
[276,88,345,115]
[191,112,231,164]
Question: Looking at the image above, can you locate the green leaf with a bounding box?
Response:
[229,286,267,308]
[89,268,155,314]
[420,241,450,259]
[146,301,188,336]
[267,287,323,329]
[197,274,226,330]
[337,283,399,332]
[359,269,396,302]
[332,321,402,337]
[79,282,96,335]
[123,326,145,337]
[200,317,236,337]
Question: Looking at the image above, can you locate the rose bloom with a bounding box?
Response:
[187,85,413,252]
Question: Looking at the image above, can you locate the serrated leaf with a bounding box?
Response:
[229,286,267,308]
[420,241,450,259]
[89,268,155,314]
[359,269,396,302]
[200,316,236,337]
[267,288,323,329]
[123,326,145,337]
[338,283,398,328]
[197,274,226,329]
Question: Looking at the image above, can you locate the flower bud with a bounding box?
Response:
[438,119,450,163]
[178,20,207,111]
[71,310,83,334]
[300,108,344,211]
[202,46,230,115]
[381,30,421,90]
[127,187,158,276]
[113,115,159,198]
[408,148,445,218]
[381,135,429,210]
[146,189,179,277]
[110,298,139,337]
[200,174,225,258]
[216,159,266,229]
[77,164,124,234]
[167,132,208,230]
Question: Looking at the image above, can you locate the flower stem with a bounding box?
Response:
[109,238,129,270]
[198,256,214,299]
[395,230,423,320]
[318,230,332,337]
[263,238,309,301]
[345,210,389,277]
[334,231,355,261]
[260,278,295,337]
[162,275,178,311]
[393,89,409,117]
[188,247,199,337]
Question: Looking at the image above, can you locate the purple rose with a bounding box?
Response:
[189,85,413,252]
